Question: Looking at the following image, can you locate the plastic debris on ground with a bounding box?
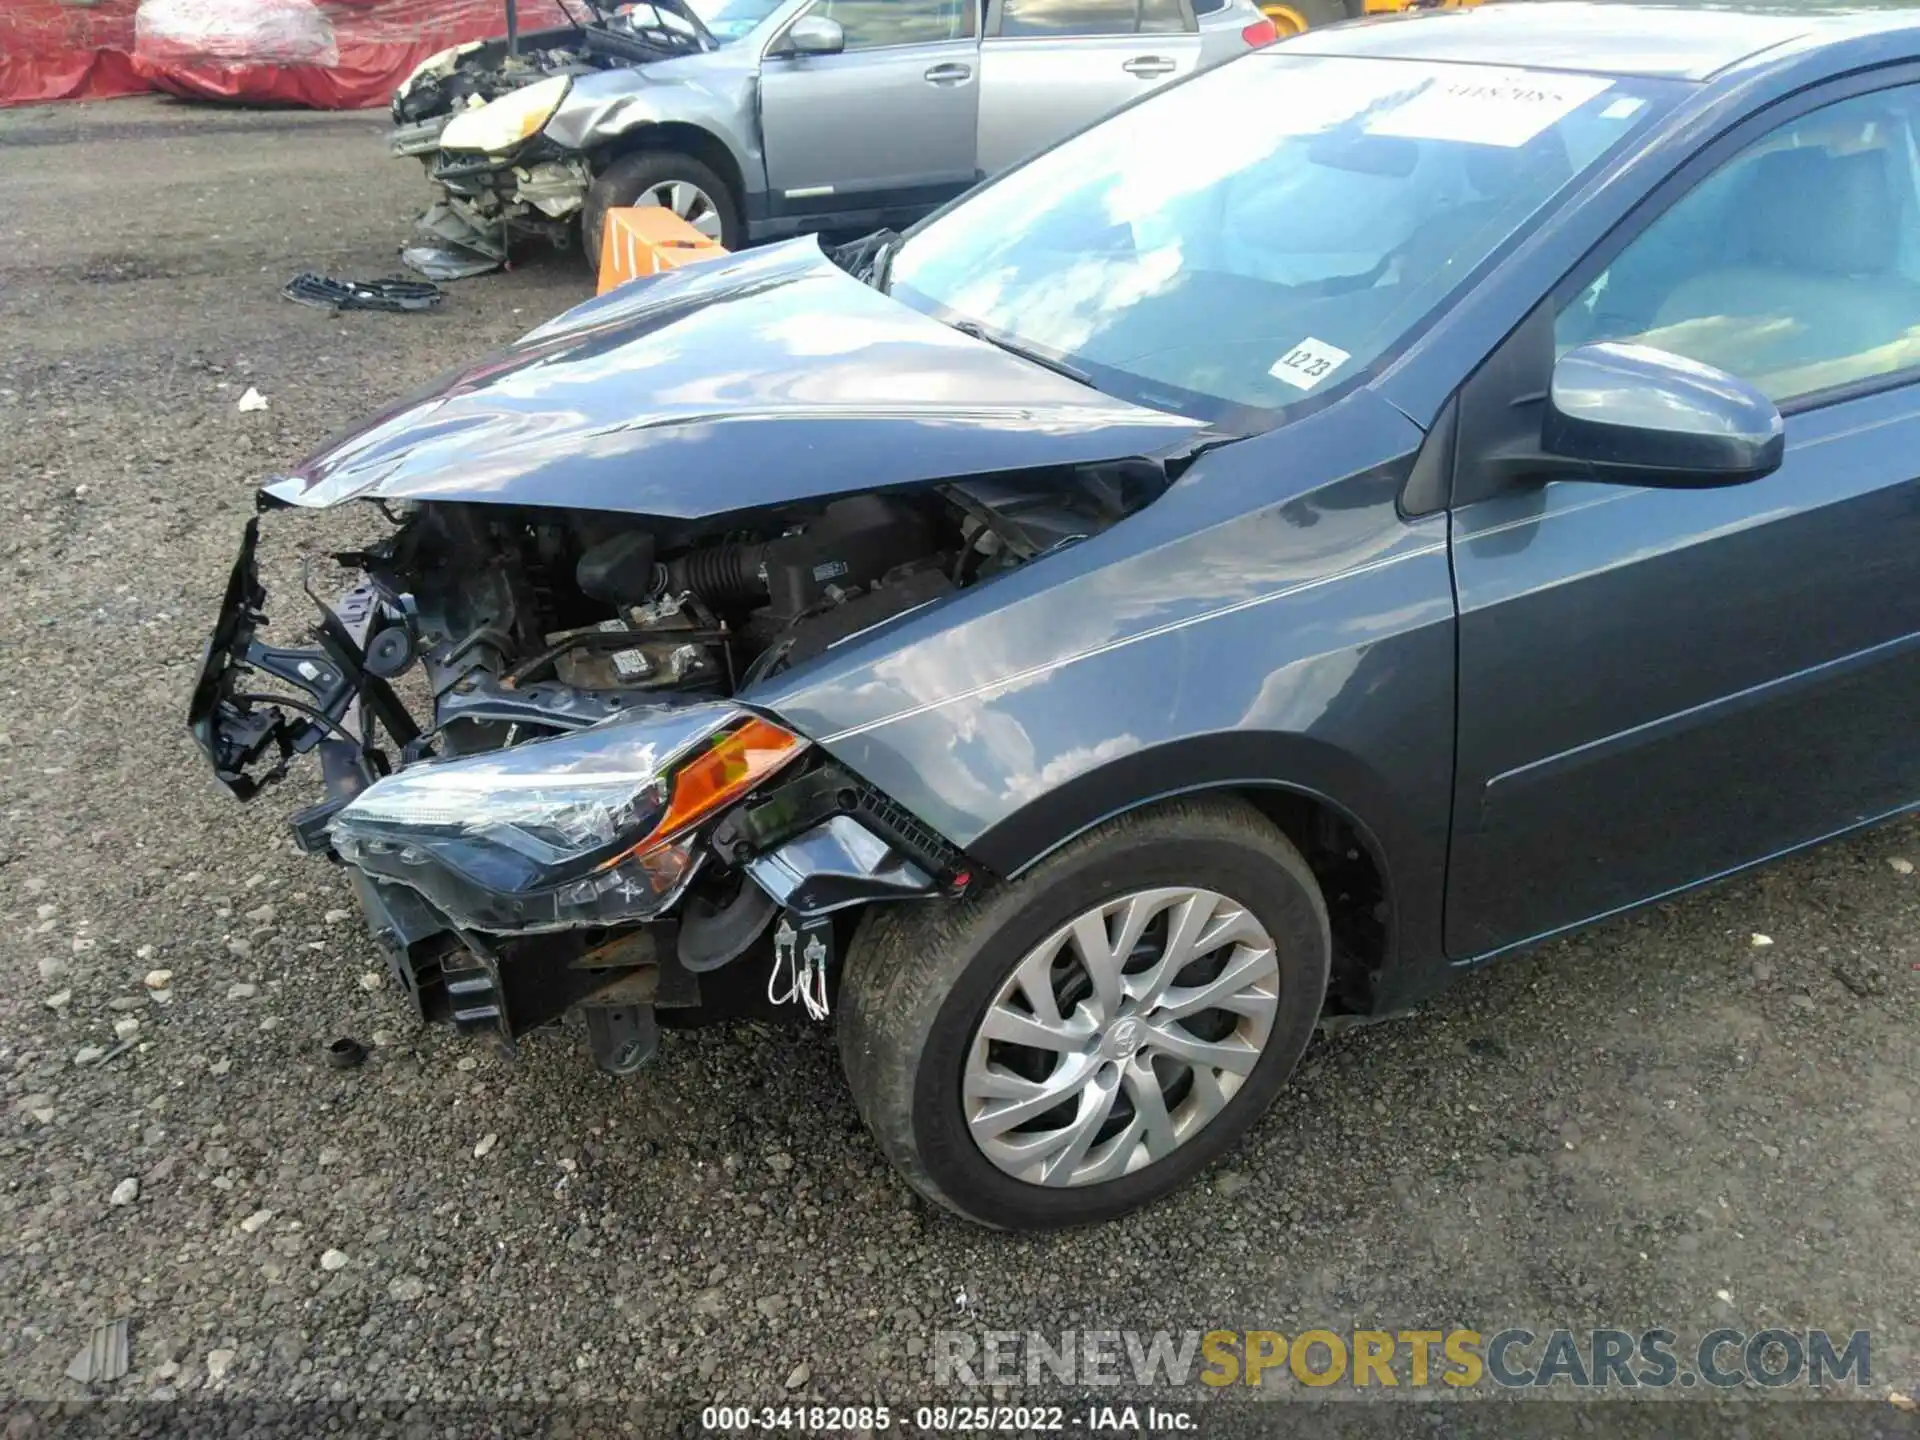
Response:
[66,1317,130,1384]
[283,273,445,313]
[399,245,502,282]
[400,201,509,280]
[325,1035,368,1069]
[236,387,270,412]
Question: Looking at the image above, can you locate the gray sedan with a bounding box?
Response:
[202,1,1920,1230]
[389,0,1272,267]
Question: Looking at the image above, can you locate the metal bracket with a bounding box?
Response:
[746,815,935,919]
[432,675,677,735]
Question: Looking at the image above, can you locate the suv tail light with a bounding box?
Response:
[1242,17,1278,45]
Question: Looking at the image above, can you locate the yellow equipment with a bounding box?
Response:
[1262,0,1480,39]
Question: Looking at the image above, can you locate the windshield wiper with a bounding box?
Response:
[830,229,899,289]
[950,320,1093,387]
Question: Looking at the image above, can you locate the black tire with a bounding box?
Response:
[580,150,742,273]
[837,797,1330,1230]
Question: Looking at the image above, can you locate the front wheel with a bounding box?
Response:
[579,150,742,274]
[837,797,1330,1229]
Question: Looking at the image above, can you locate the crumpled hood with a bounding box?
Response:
[261,240,1208,521]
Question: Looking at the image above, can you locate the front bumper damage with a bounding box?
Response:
[190,512,966,1069]
[187,515,416,802]
[385,11,713,278]
[399,152,592,277]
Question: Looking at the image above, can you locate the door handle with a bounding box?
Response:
[1121,55,1176,77]
[924,62,972,83]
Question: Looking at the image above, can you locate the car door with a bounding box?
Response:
[1445,77,1920,959]
[976,0,1202,176]
[760,0,980,221]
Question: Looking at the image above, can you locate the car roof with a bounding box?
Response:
[1278,1,1920,82]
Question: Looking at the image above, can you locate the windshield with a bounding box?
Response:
[682,0,785,41]
[889,54,1677,426]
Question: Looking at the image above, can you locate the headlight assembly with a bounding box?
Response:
[438,74,572,154]
[330,704,807,933]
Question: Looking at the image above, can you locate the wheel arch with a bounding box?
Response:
[964,732,1415,1016]
[593,120,750,212]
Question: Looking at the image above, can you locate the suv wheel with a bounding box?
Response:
[581,150,742,273]
[837,797,1329,1229]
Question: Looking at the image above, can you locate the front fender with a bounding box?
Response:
[543,68,761,192]
[751,392,1459,989]
[967,732,1400,884]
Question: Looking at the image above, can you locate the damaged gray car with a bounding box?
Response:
[389,0,1274,271]
[196,5,1920,1229]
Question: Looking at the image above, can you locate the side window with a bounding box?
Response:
[997,0,1173,38]
[1556,86,1920,405]
[1137,0,1186,32]
[815,0,973,48]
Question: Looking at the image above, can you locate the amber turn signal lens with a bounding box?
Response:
[618,715,806,862]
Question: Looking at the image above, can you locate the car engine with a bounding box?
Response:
[350,469,1156,758]
[391,12,708,127]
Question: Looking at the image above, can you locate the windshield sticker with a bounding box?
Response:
[1271,337,1352,391]
[1366,69,1613,149]
[1601,96,1647,122]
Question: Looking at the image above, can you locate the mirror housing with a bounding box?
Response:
[1544,342,1785,488]
[782,15,845,54]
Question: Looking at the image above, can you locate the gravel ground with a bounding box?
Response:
[3,98,1919,1430]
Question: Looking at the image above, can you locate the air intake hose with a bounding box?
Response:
[665,542,767,606]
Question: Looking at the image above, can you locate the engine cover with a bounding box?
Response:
[760,496,936,619]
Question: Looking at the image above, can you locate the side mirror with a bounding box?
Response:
[782,15,845,54]
[1544,341,1785,488]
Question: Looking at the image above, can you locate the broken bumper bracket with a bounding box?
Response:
[747,815,935,918]
[188,516,416,802]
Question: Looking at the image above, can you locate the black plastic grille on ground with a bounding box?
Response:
[281,273,445,313]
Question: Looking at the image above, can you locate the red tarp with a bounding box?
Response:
[2,0,570,111]
[1,1,147,107]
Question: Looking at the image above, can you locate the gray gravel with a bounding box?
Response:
[3,97,1919,1422]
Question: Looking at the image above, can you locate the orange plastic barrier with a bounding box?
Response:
[597,208,728,295]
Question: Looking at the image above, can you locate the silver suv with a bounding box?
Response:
[391,0,1274,269]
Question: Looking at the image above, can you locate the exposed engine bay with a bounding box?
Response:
[391,12,705,135]
[186,225,1218,1076]
[391,33,592,129]
[374,471,1147,738]
[192,465,1165,1071]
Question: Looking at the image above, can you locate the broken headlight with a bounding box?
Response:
[329,704,807,933]
[439,75,571,154]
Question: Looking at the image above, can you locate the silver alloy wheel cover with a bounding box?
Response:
[962,887,1281,1188]
[636,179,724,241]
